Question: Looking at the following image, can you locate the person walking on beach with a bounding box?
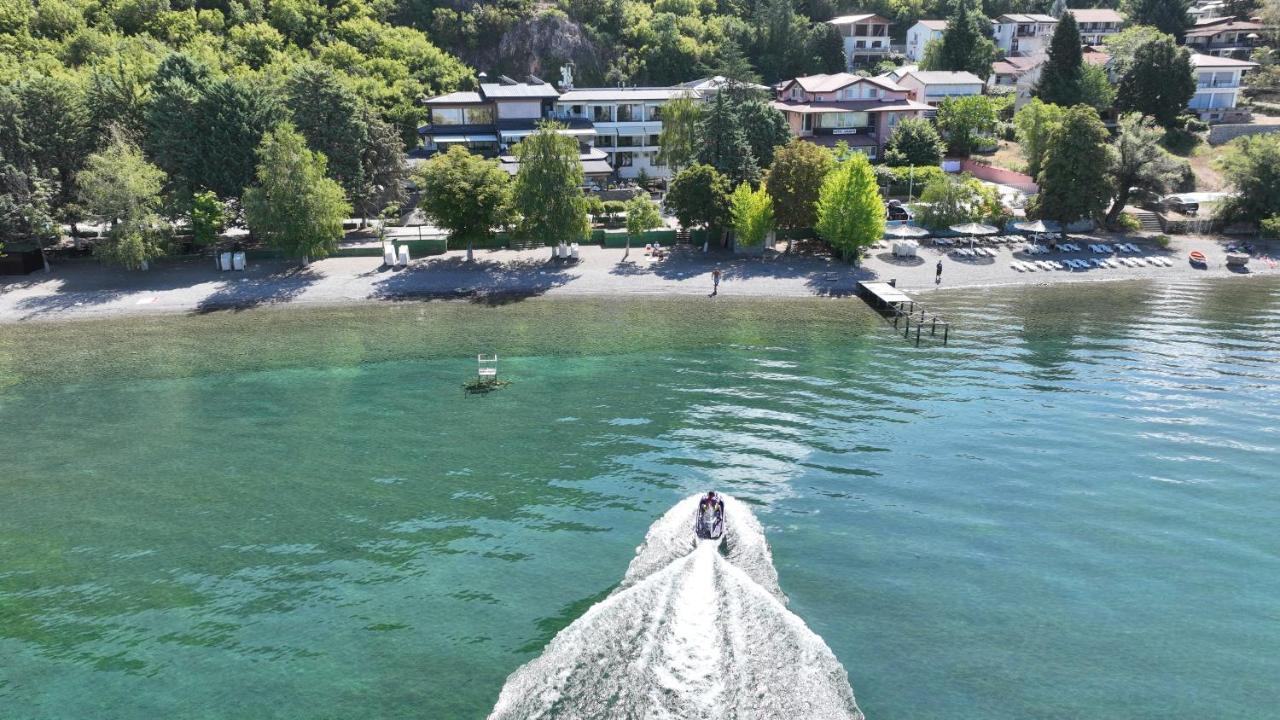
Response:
[935,259,943,285]
[712,267,722,297]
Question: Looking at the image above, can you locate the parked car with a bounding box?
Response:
[885,200,913,222]
[1162,195,1199,215]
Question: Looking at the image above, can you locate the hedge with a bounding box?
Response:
[876,165,946,197]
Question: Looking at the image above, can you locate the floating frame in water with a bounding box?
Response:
[463,377,512,395]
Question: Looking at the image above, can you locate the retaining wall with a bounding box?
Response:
[1207,122,1280,145]
[960,160,1039,194]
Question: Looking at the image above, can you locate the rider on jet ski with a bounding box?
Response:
[696,491,725,539]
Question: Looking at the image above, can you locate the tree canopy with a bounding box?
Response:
[884,118,945,167]
[916,173,1005,230]
[416,145,512,255]
[1034,105,1115,230]
[1105,113,1186,226]
[1121,0,1192,42]
[1015,99,1067,179]
[936,95,998,157]
[243,123,351,263]
[765,138,833,230]
[1215,133,1280,223]
[1036,13,1084,107]
[1115,35,1196,128]
[729,182,774,249]
[931,0,998,78]
[77,129,169,269]
[667,163,730,232]
[511,124,589,246]
[815,153,883,261]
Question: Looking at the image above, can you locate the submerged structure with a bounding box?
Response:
[488,494,865,720]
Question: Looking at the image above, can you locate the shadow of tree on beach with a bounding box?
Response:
[195,266,322,313]
[9,257,222,320]
[370,255,573,305]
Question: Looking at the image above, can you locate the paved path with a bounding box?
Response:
[1,236,1275,323]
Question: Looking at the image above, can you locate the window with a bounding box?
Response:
[597,135,615,147]
[617,104,642,122]
[856,40,866,48]
[868,87,880,98]
[592,105,612,122]
[616,152,634,167]
[820,111,870,129]
[855,25,869,36]
[647,105,663,121]
[617,135,639,148]
[432,108,464,125]
[647,134,660,146]
[802,114,813,131]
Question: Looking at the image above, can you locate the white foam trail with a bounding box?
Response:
[488,495,864,720]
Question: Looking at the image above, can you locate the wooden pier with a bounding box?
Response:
[856,281,950,346]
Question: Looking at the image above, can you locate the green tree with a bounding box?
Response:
[354,109,408,223]
[12,73,94,224]
[732,89,790,170]
[1121,0,1191,41]
[666,163,730,235]
[624,193,662,258]
[729,182,774,250]
[190,189,228,247]
[0,158,60,270]
[699,91,759,186]
[936,95,997,157]
[805,22,846,74]
[1214,133,1280,223]
[815,153,883,261]
[1036,13,1083,107]
[1115,36,1196,128]
[1014,99,1066,179]
[935,0,998,78]
[243,123,352,264]
[1105,114,1186,226]
[766,138,833,233]
[77,129,169,270]
[286,63,368,206]
[919,38,944,71]
[417,145,511,261]
[1079,64,1117,114]
[883,117,945,167]
[657,93,704,175]
[916,173,1007,230]
[1034,105,1114,235]
[511,123,589,247]
[1103,26,1170,77]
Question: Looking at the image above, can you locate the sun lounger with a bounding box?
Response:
[1021,261,1036,271]
[232,251,246,271]
[383,245,396,267]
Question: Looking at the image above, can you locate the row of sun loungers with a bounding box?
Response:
[951,247,999,258]
[1011,256,1175,272]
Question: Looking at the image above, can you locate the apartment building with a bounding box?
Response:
[828,14,893,67]
[991,14,1057,56]
[1188,53,1259,122]
[554,87,695,180]
[1068,8,1124,45]
[772,73,932,160]
[905,20,947,62]
[420,74,717,181]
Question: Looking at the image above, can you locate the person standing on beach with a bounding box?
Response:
[936,259,943,285]
[712,267,721,296]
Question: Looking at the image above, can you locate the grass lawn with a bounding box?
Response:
[987,140,1027,174]
[1185,141,1227,192]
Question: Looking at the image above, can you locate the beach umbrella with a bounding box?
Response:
[949,222,999,236]
[886,225,929,238]
[1013,219,1058,234]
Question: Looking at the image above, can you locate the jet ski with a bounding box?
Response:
[694,492,725,540]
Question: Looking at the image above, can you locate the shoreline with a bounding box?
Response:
[2,238,1276,325]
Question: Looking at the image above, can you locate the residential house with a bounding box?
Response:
[1067,8,1124,45]
[991,14,1058,57]
[989,47,1109,108]
[1188,0,1229,23]
[675,76,769,99]
[890,70,985,108]
[905,20,947,62]
[828,14,893,67]
[772,73,932,160]
[1184,18,1268,59]
[1188,52,1259,122]
[554,87,696,180]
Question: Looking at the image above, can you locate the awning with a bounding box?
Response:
[433,135,468,143]
[581,160,614,176]
[464,134,499,143]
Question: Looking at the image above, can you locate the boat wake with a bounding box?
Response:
[488,494,865,720]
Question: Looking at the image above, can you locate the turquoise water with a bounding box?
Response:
[1,279,1278,719]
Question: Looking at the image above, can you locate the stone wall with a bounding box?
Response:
[1207,122,1280,146]
[959,159,1039,194]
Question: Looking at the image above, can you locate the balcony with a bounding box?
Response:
[1198,81,1240,89]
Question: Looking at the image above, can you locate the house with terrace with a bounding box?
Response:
[1184,18,1269,59]
[553,86,697,180]
[991,14,1057,57]
[420,75,594,158]
[828,14,893,68]
[1067,8,1124,46]
[1188,53,1259,123]
[772,73,932,160]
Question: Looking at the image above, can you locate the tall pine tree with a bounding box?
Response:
[699,91,759,187]
[936,0,998,78]
[1035,106,1115,236]
[1116,36,1196,128]
[1037,13,1084,107]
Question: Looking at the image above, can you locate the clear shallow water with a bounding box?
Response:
[1,279,1278,719]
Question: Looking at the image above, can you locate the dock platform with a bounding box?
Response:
[856,281,950,346]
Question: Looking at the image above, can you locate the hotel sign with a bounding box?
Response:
[832,128,863,135]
